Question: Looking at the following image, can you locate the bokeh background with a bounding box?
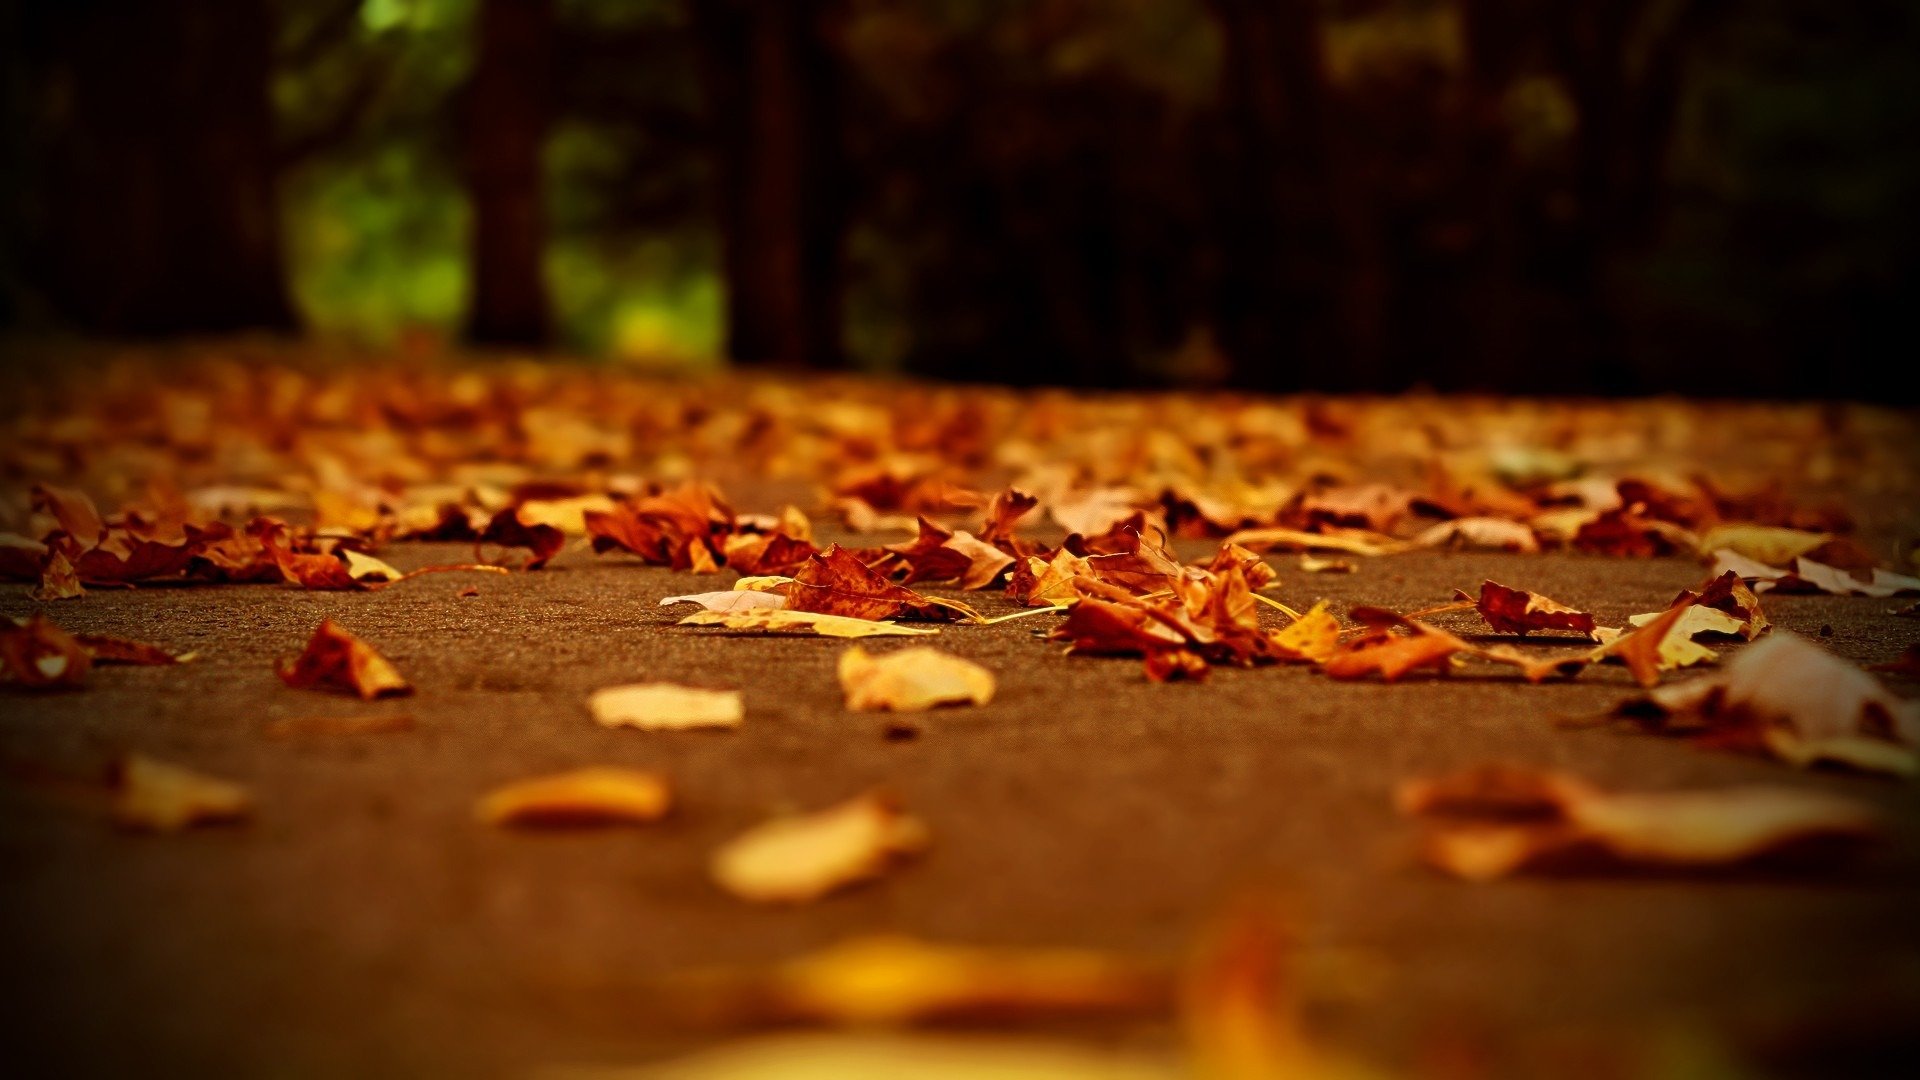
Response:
[2,0,1916,396]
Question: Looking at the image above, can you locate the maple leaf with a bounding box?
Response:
[1626,571,1769,641]
[31,548,83,600]
[584,481,734,570]
[276,620,413,699]
[476,767,673,827]
[589,683,744,731]
[1221,526,1404,557]
[839,646,995,711]
[711,791,929,904]
[1474,581,1598,638]
[1399,764,1879,880]
[786,545,971,622]
[883,518,1014,590]
[721,532,819,576]
[977,487,1039,545]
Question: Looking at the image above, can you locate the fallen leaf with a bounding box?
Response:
[1268,602,1341,664]
[660,590,788,613]
[1399,764,1880,880]
[787,545,972,621]
[77,633,186,666]
[1324,621,1469,682]
[111,754,252,832]
[712,791,929,904]
[476,766,673,827]
[1697,525,1831,566]
[1474,581,1597,638]
[0,614,92,689]
[1620,633,1919,776]
[1587,603,1714,688]
[275,619,413,699]
[839,646,995,711]
[590,683,744,731]
[680,608,940,638]
[1411,517,1540,553]
[30,548,84,600]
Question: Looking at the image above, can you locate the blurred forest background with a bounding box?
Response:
[1,0,1916,396]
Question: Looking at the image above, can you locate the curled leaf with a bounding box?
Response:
[0,614,92,689]
[276,620,412,699]
[1475,581,1597,638]
[477,766,673,827]
[1400,764,1879,880]
[712,791,929,904]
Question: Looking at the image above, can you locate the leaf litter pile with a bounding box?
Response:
[3,355,1920,1073]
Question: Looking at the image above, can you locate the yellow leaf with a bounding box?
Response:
[839,646,995,712]
[712,791,928,904]
[590,683,744,731]
[477,766,672,827]
[112,755,252,832]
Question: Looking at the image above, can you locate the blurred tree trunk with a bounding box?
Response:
[463,0,555,347]
[1208,0,1383,392]
[16,0,295,334]
[695,0,845,368]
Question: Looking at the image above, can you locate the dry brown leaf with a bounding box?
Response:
[1622,633,1919,776]
[786,545,972,621]
[679,608,939,638]
[476,766,673,827]
[839,646,995,712]
[275,620,412,699]
[0,614,93,689]
[1324,622,1469,682]
[30,548,84,600]
[1587,603,1713,688]
[1474,581,1597,638]
[1400,764,1880,880]
[112,755,252,832]
[590,683,744,731]
[712,791,929,904]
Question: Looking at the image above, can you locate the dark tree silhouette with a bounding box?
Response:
[13,0,295,335]
[694,0,845,368]
[463,0,556,347]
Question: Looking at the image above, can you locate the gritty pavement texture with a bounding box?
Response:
[4,538,1920,1078]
